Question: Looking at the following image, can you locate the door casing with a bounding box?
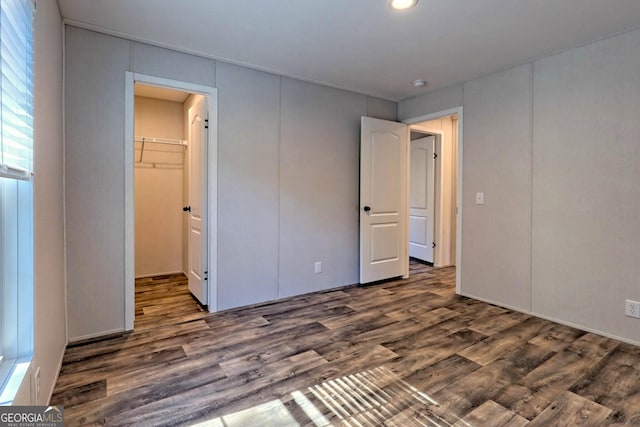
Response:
[124,72,218,330]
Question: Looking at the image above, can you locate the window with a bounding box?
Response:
[0,0,35,402]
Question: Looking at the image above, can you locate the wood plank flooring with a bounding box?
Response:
[52,263,640,426]
[134,273,209,331]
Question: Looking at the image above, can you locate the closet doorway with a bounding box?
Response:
[124,73,218,331]
[134,85,189,280]
[133,84,204,329]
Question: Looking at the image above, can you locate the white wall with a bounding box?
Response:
[134,96,185,277]
[64,26,397,339]
[278,78,365,297]
[65,28,130,340]
[216,63,280,308]
[531,28,640,343]
[14,0,66,405]
[399,27,640,344]
[400,85,463,121]
[462,64,534,311]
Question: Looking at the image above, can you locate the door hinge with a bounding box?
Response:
[204,119,209,129]
[433,152,438,159]
[432,242,436,249]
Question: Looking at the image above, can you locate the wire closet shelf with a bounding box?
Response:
[135,136,187,167]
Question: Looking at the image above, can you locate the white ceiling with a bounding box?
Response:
[57,0,640,101]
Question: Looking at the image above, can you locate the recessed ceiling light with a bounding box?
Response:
[389,0,418,10]
[413,79,427,87]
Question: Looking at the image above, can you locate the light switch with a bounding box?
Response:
[475,192,485,205]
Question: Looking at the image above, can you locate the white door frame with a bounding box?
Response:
[124,72,218,330]
[403,107,463,294]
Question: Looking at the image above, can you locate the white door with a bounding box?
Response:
[188,97,208,304]
[409,136,435,263]
[360,117,409,284]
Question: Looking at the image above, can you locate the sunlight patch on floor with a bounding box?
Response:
[191,366,472,427]
[190,399,299,427]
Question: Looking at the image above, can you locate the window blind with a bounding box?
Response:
[0,0,34,180]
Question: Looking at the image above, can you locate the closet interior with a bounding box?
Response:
[134,85,190,279]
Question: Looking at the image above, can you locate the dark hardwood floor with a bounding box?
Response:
[134,273,208,331]
[52,263,640,426]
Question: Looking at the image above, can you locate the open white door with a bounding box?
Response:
[188,96,208,304]
[409,136,435,263]
[360,117,409,284]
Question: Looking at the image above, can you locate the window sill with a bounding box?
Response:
[0,358,32,405]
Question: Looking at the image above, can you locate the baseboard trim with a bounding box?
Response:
[68,327,126,344]
[458,291,640,347]
[135,271,184,279]
[44,343,66,405]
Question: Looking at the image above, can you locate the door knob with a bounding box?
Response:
[363,206,371,212]
[183,206,191,212]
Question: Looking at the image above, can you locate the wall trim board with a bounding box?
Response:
[68,327,126,344]
[60,0,69,349]
[125,72,134,332]
[125,72,218,331]
[459,291,640,348]
[403,106,463,294]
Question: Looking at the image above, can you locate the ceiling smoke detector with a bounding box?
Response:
[413,79,427,87]
[389,0,419,10]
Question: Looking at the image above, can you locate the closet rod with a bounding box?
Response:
[134,136,186,146]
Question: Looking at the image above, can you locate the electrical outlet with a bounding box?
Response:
[314,261,322,274]
[625,300,640,318]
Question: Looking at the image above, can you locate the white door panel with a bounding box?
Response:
[360,117,408,284]
[370,223,400,262]
[188,97,208,304]
[371,136,401,213]
[410,145,428,209]
[409,136,435,262]
[409,216,427,245]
